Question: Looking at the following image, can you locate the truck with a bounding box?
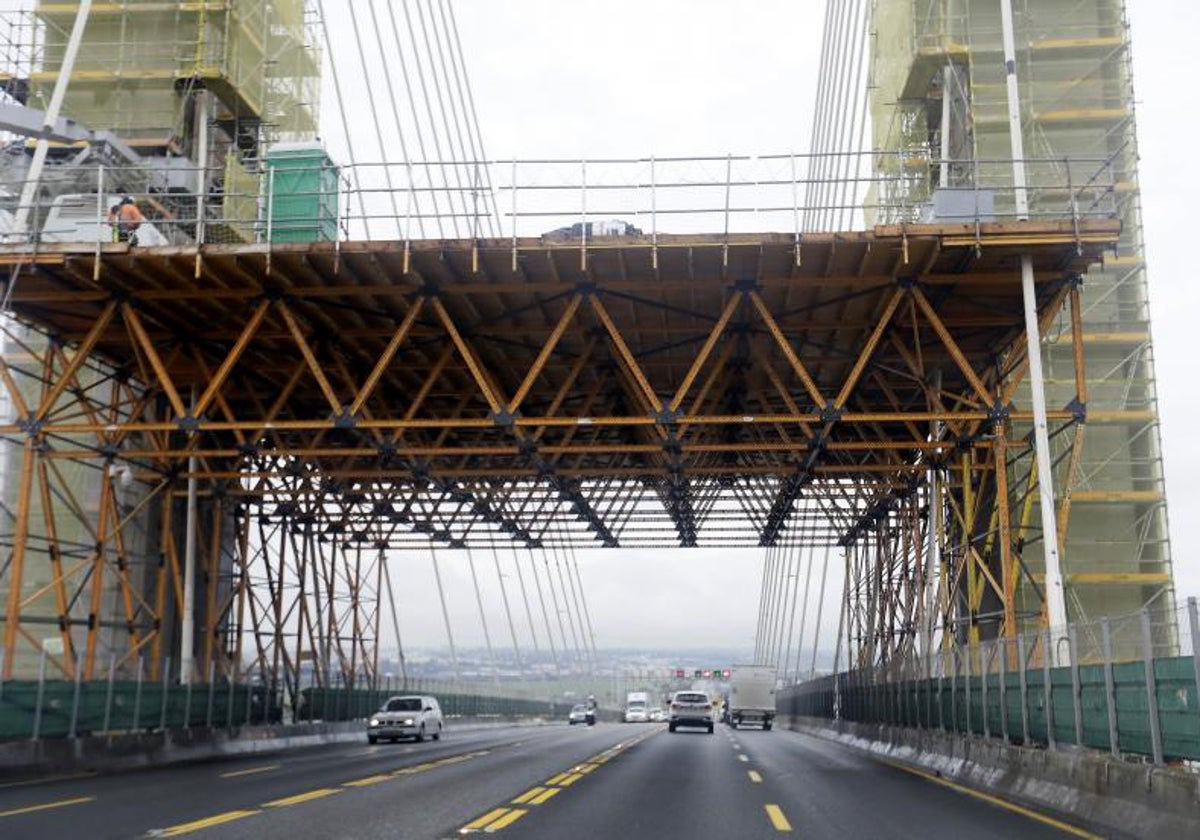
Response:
[624,691,650,723]
[728,665,777,730]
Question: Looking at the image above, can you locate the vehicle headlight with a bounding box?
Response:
[369,718,380,727]
[402,717,414,725]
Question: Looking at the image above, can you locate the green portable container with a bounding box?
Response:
[266,143,340,243]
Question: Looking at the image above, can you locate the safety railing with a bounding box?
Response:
[0,653,581,741]
[0,151,1122,254]
[780,597,1200,764]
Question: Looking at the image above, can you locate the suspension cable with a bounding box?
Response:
[489,534,523,671]
[441,0,502,232]
[380,550,408,686]
[808,543,834,680]
[428,543,460,681]
[315,0,372,240]
[568,544,599,669]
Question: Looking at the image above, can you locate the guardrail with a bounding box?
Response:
[0,652,619,741]
[780,598,1200,764]
[0,151,1122,252]
[0,671,574,741]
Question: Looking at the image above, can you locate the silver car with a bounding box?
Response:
[668,690,714,734]
[368,695,443,743]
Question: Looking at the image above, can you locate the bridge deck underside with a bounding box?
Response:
[2,221,1116,549]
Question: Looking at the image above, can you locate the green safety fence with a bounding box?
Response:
[295,687,573,723]
[779,655,1200,762]
[0,678,574,741]
[0,680,281,740]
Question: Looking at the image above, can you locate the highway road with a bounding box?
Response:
[0,722,1103,839]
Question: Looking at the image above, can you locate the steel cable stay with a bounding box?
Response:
[488,533,523,673]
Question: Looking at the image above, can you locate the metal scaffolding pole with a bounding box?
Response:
[1000,0,1068,653]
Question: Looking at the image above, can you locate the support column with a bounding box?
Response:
[1000,0,1068,655]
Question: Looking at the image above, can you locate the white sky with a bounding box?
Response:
[320,1,1199,653]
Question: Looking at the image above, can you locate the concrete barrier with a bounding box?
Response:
[0,716,555,781]
[778,714,1200,839]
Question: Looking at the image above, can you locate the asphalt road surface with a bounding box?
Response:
[0,722,1104,839]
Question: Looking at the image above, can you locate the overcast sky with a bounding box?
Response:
[320,1,1199,654]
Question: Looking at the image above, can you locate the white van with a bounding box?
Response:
[367,695,444,744]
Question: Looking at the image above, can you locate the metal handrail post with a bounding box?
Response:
[999,636,1009,740]
[1017,633,1030,743]
[964,641,972,734]
[1042,628,1056,749]
[102,654,116,732]
[205,661,215,729]
[1189,598,1200,735]
[31,648,46,740]
[1101,618,1119,757]
[1141,609,1164,764]
[160,656,171,730]
[509,159,517,271]
[981,641,990,738]
[132,655,144,732]
[69,652,83,738]
[95,165,105,280]
[1069,625,1083,746]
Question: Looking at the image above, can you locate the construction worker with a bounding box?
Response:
[106,194,144,245]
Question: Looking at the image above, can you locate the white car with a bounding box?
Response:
[368,695,443,743]
[568,703,590,724]
[668,690,714,734]
[648,707,666,722]
[624,705,649,723]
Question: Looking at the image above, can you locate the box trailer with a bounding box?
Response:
[728,665,777,730]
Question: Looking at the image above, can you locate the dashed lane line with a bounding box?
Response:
[528,788,560,805]
[263,788,342,808]
[765,804,794,832]
[0,771,96,789]
[148,810,261,837]
[219,764,279,779]
[511,787,548,805]
[748,770,763,783]
[149,748,493,837]
[0,795,95,818]
[461,807,525,832]
[484,809,528,831]
[457,730,658,834]
[738,754,749,762]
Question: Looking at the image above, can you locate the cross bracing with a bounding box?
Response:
[0,218,1119,685]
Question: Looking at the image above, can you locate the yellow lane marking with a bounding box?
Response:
[877,759,1102,839]
[529,787,560,805]
[344,774,392,787]
[544,772,570,786]
[576,763,598,774]
[738,754,749,762]
[485,808,527,831]
[557,773,584,787]
[152,809,260,837]
[263,788,341,808]
[219,764,279,779]
[0,795,95,818]
[511,787,546,805]
[462,807,512,831]
[748,770,763,783]
[765,804,793,832]
[0,771,96,789]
